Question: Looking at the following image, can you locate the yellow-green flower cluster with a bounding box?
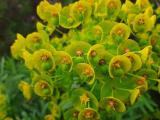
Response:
[11,0,160,119]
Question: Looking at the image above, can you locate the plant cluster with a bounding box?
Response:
[11,0,160,119]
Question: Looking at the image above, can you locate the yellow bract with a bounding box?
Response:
[32,49,55,72]
[78,108,100,120]
[18,81,32,101]
[10,33,26,59]
[130,88,140,105]
[22,50,33,69]
[109,55,131,78]
[124,52,142,71]
[26,32,44,52]
[44,114,55,120]
[138,46,152,63]
[34,80,52,97]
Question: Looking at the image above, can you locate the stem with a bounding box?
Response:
[127,73,141,78]
[87,101,90,108]
[55,28,64,35]
[111,88,114,97]
[116,87,132,93]
[127,73,160,82]
[90,80,97,92]
[148,78,160,82]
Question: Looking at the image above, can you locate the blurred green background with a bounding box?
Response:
[0,0,160,120]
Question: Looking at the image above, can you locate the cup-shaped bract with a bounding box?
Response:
[132,69,157,91]
[71,0,92,23]
[118,39,140,54]
[135,0,151,11]
[32,49,55,73]
[109,55,131,78]
[133,13,155,33]
[11,33,26,59]
[88,44,105,63]
[37,0,61,23]
[100,97,126,112]
[99,20,116,37]
[106,0,121,19]
[149,33,160,53]
[54,51,73,72]
[65,41,91,57]
[138,45,152,63]
[34,80,53,97]
[87,44,113,75]
[71,88,99,110]
[124,52,142,71]
[64,108,80,120]
[78,108,100,120]
[82,25,103,44]
[59,5,81,29]
[121,0,140,15]
[137,69,157,80]
[26,31,49,52]
[94,0,107,18]
[110,23,131,44]
[75,63,95,85]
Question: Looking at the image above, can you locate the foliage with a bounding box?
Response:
[0,57,50,120]
[10,0,160,119]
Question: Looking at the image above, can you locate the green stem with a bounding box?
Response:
[55,28,64,35]
[111,88,114,97]
[127,73,141,78]
[127,73,160,82]
[116,87,132,93]
[90,80,97,92]
[87,101,90,108]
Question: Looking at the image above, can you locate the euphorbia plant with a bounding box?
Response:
[11,0,160,119]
